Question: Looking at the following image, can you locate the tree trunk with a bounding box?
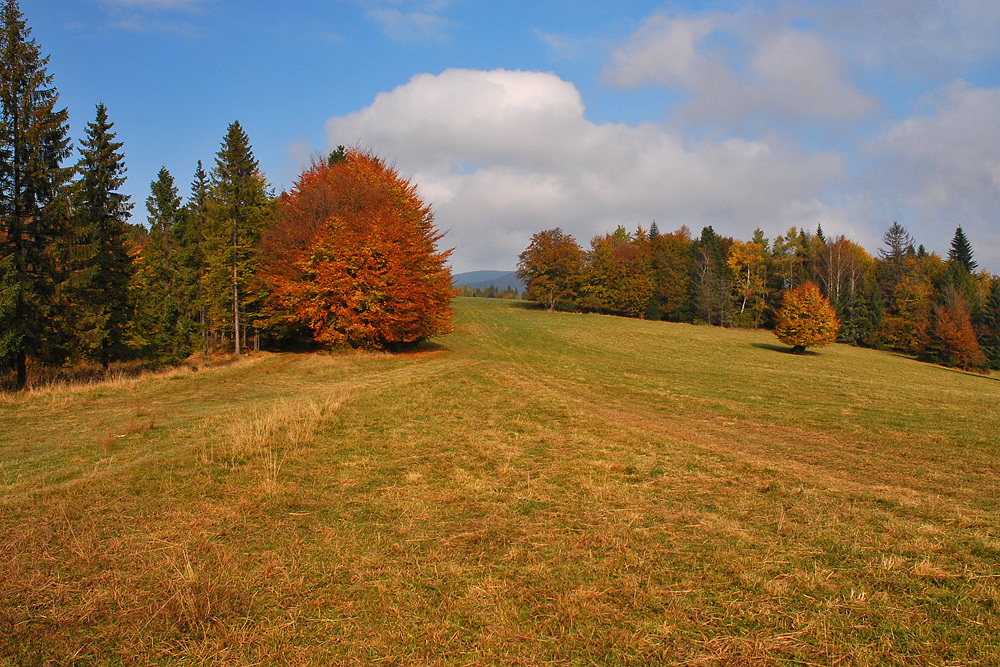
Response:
[233,232,241,356]
[16,349,27,391]
[792,345,806,354]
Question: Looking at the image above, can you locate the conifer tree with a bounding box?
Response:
[69,103,133,366]
[202,122,271,354]
[132,167,198,361]
[185,160,210,351]
[975,276,1000,370]
[947,226,977,274]
[0,0,72,388]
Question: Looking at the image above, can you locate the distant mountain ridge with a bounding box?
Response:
[453,270,524,291]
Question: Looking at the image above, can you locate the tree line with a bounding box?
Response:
[1,2,452,390]
[517,221,999,372]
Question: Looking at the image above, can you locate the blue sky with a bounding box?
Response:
[25,0,1000,273]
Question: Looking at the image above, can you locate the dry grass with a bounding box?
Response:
[1,298,999,665]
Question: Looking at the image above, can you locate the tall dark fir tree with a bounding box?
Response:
[69,103,134,367]
[203,121,270,355]
[0,0,73,388]
[947,225,977,274]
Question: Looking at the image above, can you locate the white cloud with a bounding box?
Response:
[873,82,1000,264]
[603,13,875,125]
[805,0,1000,78]
[750,31,875,121]
[603,14,716,88]
[368,8,452,42]
[326,69,847,272]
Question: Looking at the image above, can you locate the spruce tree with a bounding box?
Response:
[203,122,270,354]
[133,166,199,362]
[0,0,72,388]
[877,221,912,304]
[70,103,133,367]
[947,225,977,273]
[186,161,210,352]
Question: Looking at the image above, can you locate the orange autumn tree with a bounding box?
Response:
[774,282,840,354]
[258,150,454,349]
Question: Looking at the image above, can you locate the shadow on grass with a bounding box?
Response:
[750,342,822,356]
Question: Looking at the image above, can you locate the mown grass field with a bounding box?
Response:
[2,297,999,665]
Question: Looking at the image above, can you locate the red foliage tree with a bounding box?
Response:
[258,151,454,349]
[922,286,987,371]
[774,282,840,353]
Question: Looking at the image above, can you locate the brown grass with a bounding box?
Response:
[1,298,998,665]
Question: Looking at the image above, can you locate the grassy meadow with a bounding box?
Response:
[2,297,999,665]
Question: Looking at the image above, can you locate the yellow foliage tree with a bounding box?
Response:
[774,282,840,353]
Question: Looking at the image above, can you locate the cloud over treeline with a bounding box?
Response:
[327,68,849,273]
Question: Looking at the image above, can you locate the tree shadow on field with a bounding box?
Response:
[750,342,820,356]
[395,340,447,355]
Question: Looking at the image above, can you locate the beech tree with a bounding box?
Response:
[0,0,72,388]
[259,150,453,349]
[583,226,653,317]
[517,227,584,311]
[774,282,840,353]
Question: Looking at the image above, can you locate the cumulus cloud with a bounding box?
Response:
[326,69,848,272]
[604,13,875,125]
[873,82,1000,264]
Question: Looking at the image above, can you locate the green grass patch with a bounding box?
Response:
[2,297,999,665]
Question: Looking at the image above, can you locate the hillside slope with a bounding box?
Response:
[2,298,998,664]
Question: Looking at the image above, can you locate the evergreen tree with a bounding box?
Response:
[877,221,912,305]
[69,103,133,366]
[328,145,347,166]
[947,225,977,273]
[976,276,1000,370]
[0,0,72,388]
[648,220,659,240]
[202,121,271,354]
[689,226,732,326]
[132,167,198,362]
[186,160,210,352]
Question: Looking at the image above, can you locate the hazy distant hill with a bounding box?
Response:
[453,270,524,291]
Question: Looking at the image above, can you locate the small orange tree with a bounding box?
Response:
[774,282,840,353]
[258,150,454,349]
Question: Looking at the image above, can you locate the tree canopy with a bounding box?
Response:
[516,228,584,311]
[258,150,454,349]
[773,282,840,353]
[0,0,72,387]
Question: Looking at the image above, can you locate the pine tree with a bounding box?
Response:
[947,225,977,273]
[0,0,73,388]
[202,121,271,354]
[69,103,134,367]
